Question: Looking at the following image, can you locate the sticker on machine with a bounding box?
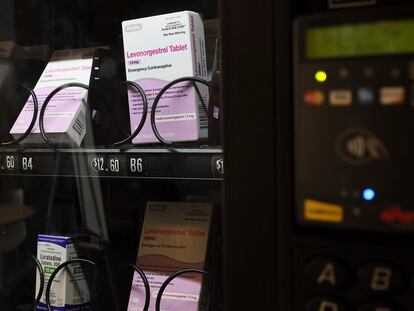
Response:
[304,199,344,223]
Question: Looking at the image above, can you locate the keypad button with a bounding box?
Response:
[306,257,350,288]
[306,297,347,311]
[357,263,403,294]
[357,301,400,311]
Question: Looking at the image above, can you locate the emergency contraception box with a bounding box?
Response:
[128,202,213,311]
[36,235,90,311]
[10,48,95,146]
[122,11,208,144]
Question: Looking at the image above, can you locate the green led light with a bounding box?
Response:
[315,70,327,83]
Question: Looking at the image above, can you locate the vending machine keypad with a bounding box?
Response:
[295,243,414,310]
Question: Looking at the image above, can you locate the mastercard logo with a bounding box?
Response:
[304,90,325,106]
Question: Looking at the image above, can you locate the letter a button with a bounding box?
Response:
[306,258,350,288]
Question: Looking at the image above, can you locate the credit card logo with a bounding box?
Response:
[329,90,352,106]
[357,88,375,105]
[304,90,325,106]
[380,87,405,106]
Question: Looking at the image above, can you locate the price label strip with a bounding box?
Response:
[0,149,222,179]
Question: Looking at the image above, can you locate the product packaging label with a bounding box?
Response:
[10,48,96,146]
[128,202,212,311]
[36,235,91,311]
[122,11,208,144]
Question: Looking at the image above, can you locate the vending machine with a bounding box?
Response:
[3,0,414,310]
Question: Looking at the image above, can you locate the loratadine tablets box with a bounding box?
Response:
[122,11,208,144]
[10,48,96,146]
[36,234,91,311]
[128,202,213,311]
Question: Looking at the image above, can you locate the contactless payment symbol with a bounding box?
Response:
[335,128,389,165]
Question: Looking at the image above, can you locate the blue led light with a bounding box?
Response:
[362,188,376,201]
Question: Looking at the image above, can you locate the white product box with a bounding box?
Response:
[10,48,96,146]
[36,235,90,311]
[122,11,208,144]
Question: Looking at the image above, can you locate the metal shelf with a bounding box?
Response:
[0,146,224,180]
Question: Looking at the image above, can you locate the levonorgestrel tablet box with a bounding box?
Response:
[128,202,213,311]
[10,48,96,146]
[36,235,90,311]
[122,11,208,144]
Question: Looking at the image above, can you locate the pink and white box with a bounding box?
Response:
[122,11,208,144]
[128,201,213,311]
[10,48,96,146]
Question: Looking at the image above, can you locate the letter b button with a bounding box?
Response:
[357,263,403,294]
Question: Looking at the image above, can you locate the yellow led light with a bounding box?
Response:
[315,70,327,83]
